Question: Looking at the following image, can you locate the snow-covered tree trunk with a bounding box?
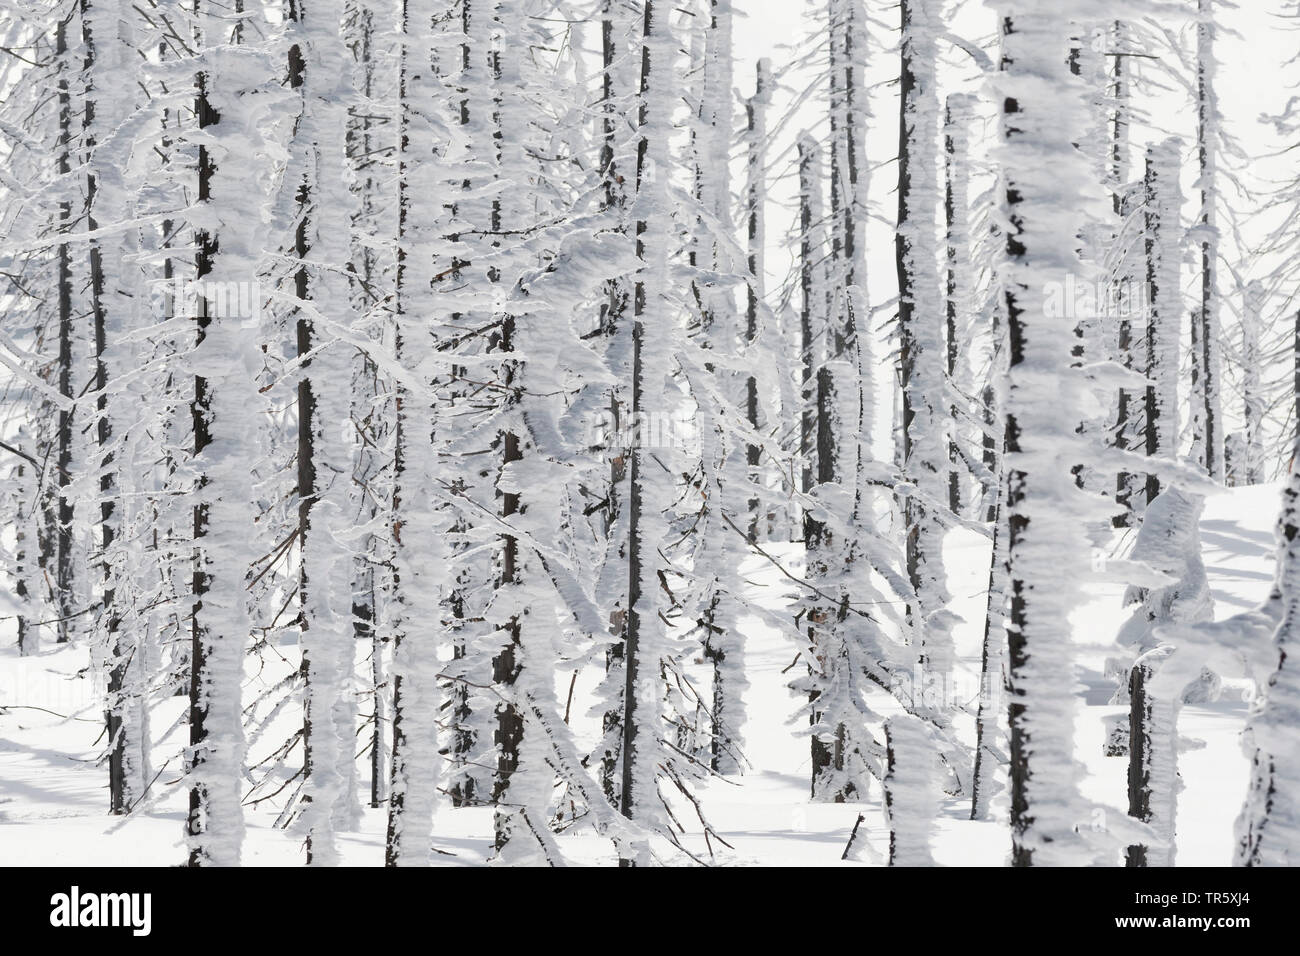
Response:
[884,714,938,866]
[384,0,450,866]
[897,0,955,716]
[1126,645,1179,867]
[487,0,585,862]
[11,439,47,656]
[1242,280,1266,486]
[744,58,771,541]
[1111,484,1214,865]
[1070,30,1117,494]
[1108,20,1130,216]
[80,0,148,814]
[341,2,397,814]
[686,0,749,778]
[436,0,494,812]
[944,93,976,516]
[289,0,363,866]
[1107,21,1139,526]
[979,263,1005,524]
[1193,0,1224,481]
[618,0,676,863]
[486,0,528,853]
[343,0,393,813]
[184,7,278,866]
[797,134,826,505]
[971,125,1013,816]
[593,0,634,807]
[971,482,1007,820]
[998,4,1103,866]
[805,0,873,804]
[53,12,76,645]
[797,132,830,789]
[1140,138,1182,507]
[1237,432,1300,865]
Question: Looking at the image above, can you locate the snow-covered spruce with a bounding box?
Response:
[183,9,286,867]
[1139,137,1182,508]
[1109,486,1214,865]
[897,0,959,757]
[801,0,887,805]
[1105,484,1214,743]
[884,714,939,866]
[287,0,364,866]
[81,0,153,814]
[383,0,454,866]
[1192,0,1225,480]
[1237,435,1300,865]
[619,0,686,863]
[997,2,1113,867]
[944,92,979,517]
[690,0,751,779]
[1240,280,1266,487]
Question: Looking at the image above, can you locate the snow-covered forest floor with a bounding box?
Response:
[1,483,1276,866]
